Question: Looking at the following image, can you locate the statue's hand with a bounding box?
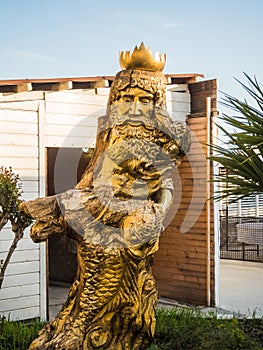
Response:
[29,216,66,243]
[19,195,67,243]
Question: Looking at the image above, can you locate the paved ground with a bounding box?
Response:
[49,259,263,320]
[219,259,263,317]
[49,285,69,320]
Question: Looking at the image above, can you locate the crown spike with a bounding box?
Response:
[119,43,166,72]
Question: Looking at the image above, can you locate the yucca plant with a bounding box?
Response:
[210,73,263,202]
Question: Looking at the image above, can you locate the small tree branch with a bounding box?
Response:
[0,167,31,289]
[0,226,24,288]
[0,212,9,232]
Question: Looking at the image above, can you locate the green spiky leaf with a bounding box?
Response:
[210,73,263,202]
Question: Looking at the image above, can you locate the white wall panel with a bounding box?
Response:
[46,101,106,116]
[45,114,99,127]
[0,272,39,288]
[46,90,108,105]
[0,100,39,112]
[0,237,36,253]
[0,248,39,263]
[0,283,39,300]
[0,120,38,134]
[0,157,38,169]
[0,145,38,158]
[0,306,40,321]
[0,91,44,102]
[20,180,39,192]
[0,133,38,146]
[0,97,41,321]
[44,135,95,148]
[0,295,39,312]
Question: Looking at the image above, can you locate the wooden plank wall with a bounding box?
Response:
[166,84,191,122]
[153,79,217,306]
[0,93,42,320]
[44,88,109,148]
[0,88,111,320]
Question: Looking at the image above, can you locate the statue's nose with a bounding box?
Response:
[129,101,141,115]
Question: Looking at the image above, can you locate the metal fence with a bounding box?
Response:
[220,215,263,262]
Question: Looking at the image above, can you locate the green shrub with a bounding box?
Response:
[0,167,22,227]
[0,167,32,288]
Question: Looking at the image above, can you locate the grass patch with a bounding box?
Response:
[0,308,262,349]
[0,316,45,350]
[147,307,263,350]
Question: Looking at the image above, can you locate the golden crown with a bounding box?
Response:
[119,42,166,72]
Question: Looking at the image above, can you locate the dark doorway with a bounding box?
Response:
[47,147,92,285]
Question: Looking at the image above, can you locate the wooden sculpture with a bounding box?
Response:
[21,43,191,350]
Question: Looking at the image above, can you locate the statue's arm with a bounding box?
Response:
[20,196,67,243]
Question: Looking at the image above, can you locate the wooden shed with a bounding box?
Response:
[0,74,218,321]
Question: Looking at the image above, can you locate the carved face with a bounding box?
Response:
[112,87,155,118]
[107,69,167,111]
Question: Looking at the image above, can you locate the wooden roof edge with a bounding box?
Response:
[0,73,205,93]
[165,73,205,84]
[0,73,204,86]
[0,76,114,86]
[165,73,205,78]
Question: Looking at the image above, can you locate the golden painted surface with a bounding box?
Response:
[21,44,191,349]
[119,42,166,72]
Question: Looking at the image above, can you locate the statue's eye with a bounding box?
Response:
[122,95,133,103]
[139,97,152,104]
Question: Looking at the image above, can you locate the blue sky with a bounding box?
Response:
[0,0,262,100]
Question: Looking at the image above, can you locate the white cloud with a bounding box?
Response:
[164,23,180,29]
